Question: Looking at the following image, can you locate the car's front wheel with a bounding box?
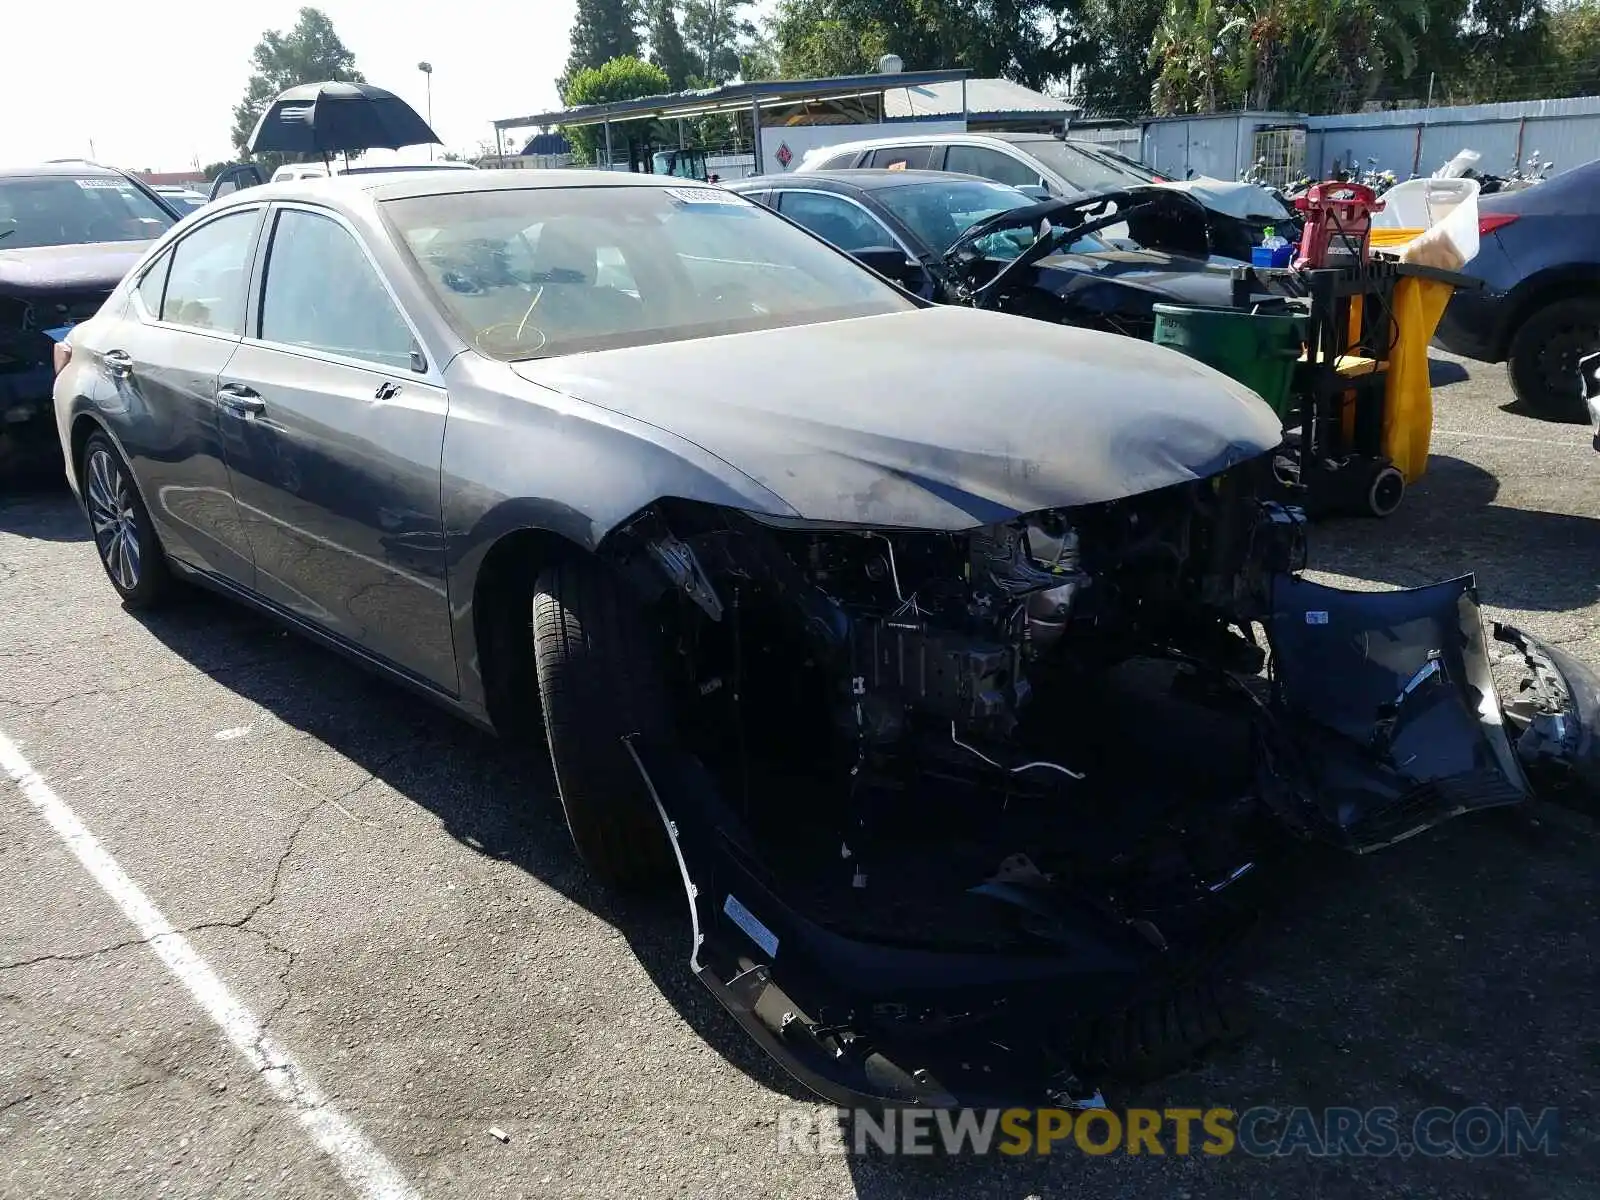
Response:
[532,557,674,889]
[1506,296,1600,419]
[81,432,172,608]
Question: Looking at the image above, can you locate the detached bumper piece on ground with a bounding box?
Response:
[569,458,1600,1112]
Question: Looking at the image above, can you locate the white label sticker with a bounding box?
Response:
[73,178,124,190]
[723,893,779,958]
[1306,611,1330,625]
[665,186,743,206]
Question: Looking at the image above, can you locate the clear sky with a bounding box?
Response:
[3,0,586,169]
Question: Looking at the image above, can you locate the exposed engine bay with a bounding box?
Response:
[599,452,1584,1108]
[609,463,1308,949]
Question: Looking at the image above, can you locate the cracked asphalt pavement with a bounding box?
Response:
[1,352,1597,1199]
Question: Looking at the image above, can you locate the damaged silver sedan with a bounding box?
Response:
[54,170,1600,1110]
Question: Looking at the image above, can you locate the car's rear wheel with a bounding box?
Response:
[81,432,171,608]
[1506,296,1600,420]
[532,557,674,889]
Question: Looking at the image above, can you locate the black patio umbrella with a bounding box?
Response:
[247,81,441,158]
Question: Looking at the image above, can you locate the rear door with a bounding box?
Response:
[216,203,456,692]
[101,206,266,583]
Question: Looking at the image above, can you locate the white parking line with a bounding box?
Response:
[1434,427,1594,448]
[0,728,421,1200]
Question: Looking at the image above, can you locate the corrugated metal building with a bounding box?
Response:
[1306,95,1600,179]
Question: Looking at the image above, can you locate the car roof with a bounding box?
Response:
[0,161,128,179]
[733,169,995,193]
[807,131,1058,156]
[208,168,711,216]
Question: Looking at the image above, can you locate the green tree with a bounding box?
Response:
[1548,0,1600,96]
[1075,0,1166,115]
[560,56,672,163]
[645,0,695,88]
[229,7,365,164]
[683,0,760,82]
[771,0,890,76]
[562,0,643,94]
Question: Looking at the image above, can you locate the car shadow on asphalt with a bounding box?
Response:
[126,588,816,1106]
[1310,453,1600,614]
[0,476,89,543]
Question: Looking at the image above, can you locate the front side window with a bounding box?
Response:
[259,209,415,371]
[874,179,1036,254]
[160,210,260,333]
[944,146,1044,190]
[385,184,912,362]
[777,192,895,253]
[0,175,174,249]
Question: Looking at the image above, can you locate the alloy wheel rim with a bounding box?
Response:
[85,449,141,591]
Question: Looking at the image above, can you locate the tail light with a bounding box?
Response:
[52,340,73,375]
[1479,213,1519,235]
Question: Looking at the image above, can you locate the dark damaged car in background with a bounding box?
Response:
[729,169,1245,340]
[1,162,178,479]
[52,171,1600,1109]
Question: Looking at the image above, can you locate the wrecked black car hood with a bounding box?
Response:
[1033,250,1240,310]
[511,306,1283,530]
[0,241,152,299]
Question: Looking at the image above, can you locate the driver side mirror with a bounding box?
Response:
[850,245,924,286]
[1016,184,1050,201]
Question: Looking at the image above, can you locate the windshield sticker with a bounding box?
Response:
[665,186,744,206]
[73,178,124,190]
[723,893,779,958]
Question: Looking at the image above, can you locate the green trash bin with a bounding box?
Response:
[1151,304,1307,423]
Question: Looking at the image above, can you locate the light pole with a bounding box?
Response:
[417,62,434,160]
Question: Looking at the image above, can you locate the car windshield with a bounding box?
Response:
[1012,139,1145,192]
[0,175,175,248]
[872,178,1109,258]
[384,184,914,361]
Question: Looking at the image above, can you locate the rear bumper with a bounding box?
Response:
[1433,288,1509,362]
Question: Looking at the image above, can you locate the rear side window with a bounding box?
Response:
[810,149,863,170]
[944,145,1044,190]
[259,209,415,371]
[776,191,895,252]
[867,145,935,171]
[160,210,260,333]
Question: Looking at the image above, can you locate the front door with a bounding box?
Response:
[217,204,456,692]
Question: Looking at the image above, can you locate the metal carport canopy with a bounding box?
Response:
[494,69,970,174]
[492,69,971,132]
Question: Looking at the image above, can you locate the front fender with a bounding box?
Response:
[439,358,798,715]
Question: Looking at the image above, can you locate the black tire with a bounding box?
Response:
[1364,463,1405,518]
[532,557,674,889]
[1506,296,1600,420]
[80,432,172,609]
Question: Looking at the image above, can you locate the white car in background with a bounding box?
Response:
[797,131,1292,259]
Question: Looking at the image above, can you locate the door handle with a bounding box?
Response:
[216,382,265,417]
[103,349,133,377]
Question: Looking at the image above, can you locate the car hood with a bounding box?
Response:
[0,241,152,298]
[510,306,1282,529]
[1034,250,1239,308]
[1152,178,1291,221]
